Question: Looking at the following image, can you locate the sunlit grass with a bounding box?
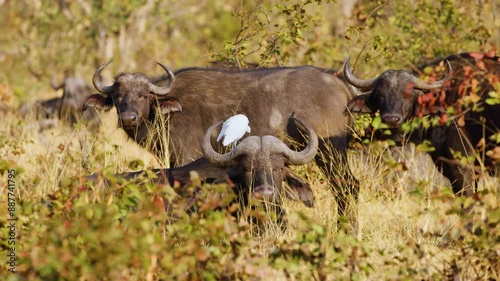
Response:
[0,105,498,280]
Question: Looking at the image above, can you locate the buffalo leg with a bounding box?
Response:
[316,137,359,233]
[432,127,476,197]
[286,118,359,231]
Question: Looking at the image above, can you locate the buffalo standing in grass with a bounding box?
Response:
[84,62,359,228]
[344,53,500,196]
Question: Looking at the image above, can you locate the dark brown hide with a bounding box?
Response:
[345,53,500,195]
[85,157,229,217]
[86,158,227,187]
[86,156,316,217]
[202,116,318,209]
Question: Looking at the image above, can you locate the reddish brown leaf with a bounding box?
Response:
[476,138,486,148]
[469,52,484,60]
[486,146,500,161]
[65,200,72,212]
[152,195,165,211]
[471,78,480,91]
[439,114,448,126]
[476,60,486,71]
[439,91,446,103]
[64,220,72,230]
[403,83,414,99]
[463,66,473,76]
[458,115,466,127]
[195,248,209,262]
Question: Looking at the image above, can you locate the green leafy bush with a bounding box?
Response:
[0,1,499,280]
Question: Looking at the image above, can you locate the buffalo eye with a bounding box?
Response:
[377,95,385,104]
[113,96,122,104]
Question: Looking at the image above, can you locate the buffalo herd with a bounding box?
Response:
[84,60,360,228]
[22,52,498,229]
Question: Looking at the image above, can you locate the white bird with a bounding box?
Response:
[217,114,251,147]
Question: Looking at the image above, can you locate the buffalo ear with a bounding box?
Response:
[346,94,373,113]
[84,94,112,111]
[159,97,182,114]
[284,167,315,207]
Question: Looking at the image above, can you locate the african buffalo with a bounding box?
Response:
[202,116,318,210]
[86,116,318,221]
[18,77,98,130]
[50,77,98,127]
[86,157,227,189]
[84,61,359,227]
[344,53,500,196]
[18,96,60,119]
[17,96,62,130]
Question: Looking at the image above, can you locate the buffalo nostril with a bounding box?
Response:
[383,115,402,127]
[121,112,139,126]
[253,186,275,202]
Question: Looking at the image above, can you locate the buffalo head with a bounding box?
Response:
[51,77,94,123]
[83,61,181,136]
[344,57,451,131]
[201,116,318,206]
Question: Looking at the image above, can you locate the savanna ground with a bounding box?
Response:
[0,1,499,280]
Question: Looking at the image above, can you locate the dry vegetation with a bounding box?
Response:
[0,0,499,280]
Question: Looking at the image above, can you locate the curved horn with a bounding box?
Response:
[50,78,65,90]
[148,62,175,96]
[343,57,377,89]
[411,60,452,90]
[265,116,318,165]
[202,121,261,167]
[92,61,114,94]
[202,121,234,166]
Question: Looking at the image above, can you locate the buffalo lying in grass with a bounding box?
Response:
[18,76,98,131]
[85,116,318,223]
[50,76,99,128]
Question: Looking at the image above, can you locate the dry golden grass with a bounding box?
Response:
[1,110,498,280]
[249,141,498,280]
[1,109,159,197]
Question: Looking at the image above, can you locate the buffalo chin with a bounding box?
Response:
[388,129,404,145]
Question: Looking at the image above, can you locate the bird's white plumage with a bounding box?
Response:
[217,114,251,147]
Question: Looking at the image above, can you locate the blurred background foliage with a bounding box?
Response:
[1,0,499,103]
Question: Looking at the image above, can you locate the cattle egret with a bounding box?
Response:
[217,114,251,147]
